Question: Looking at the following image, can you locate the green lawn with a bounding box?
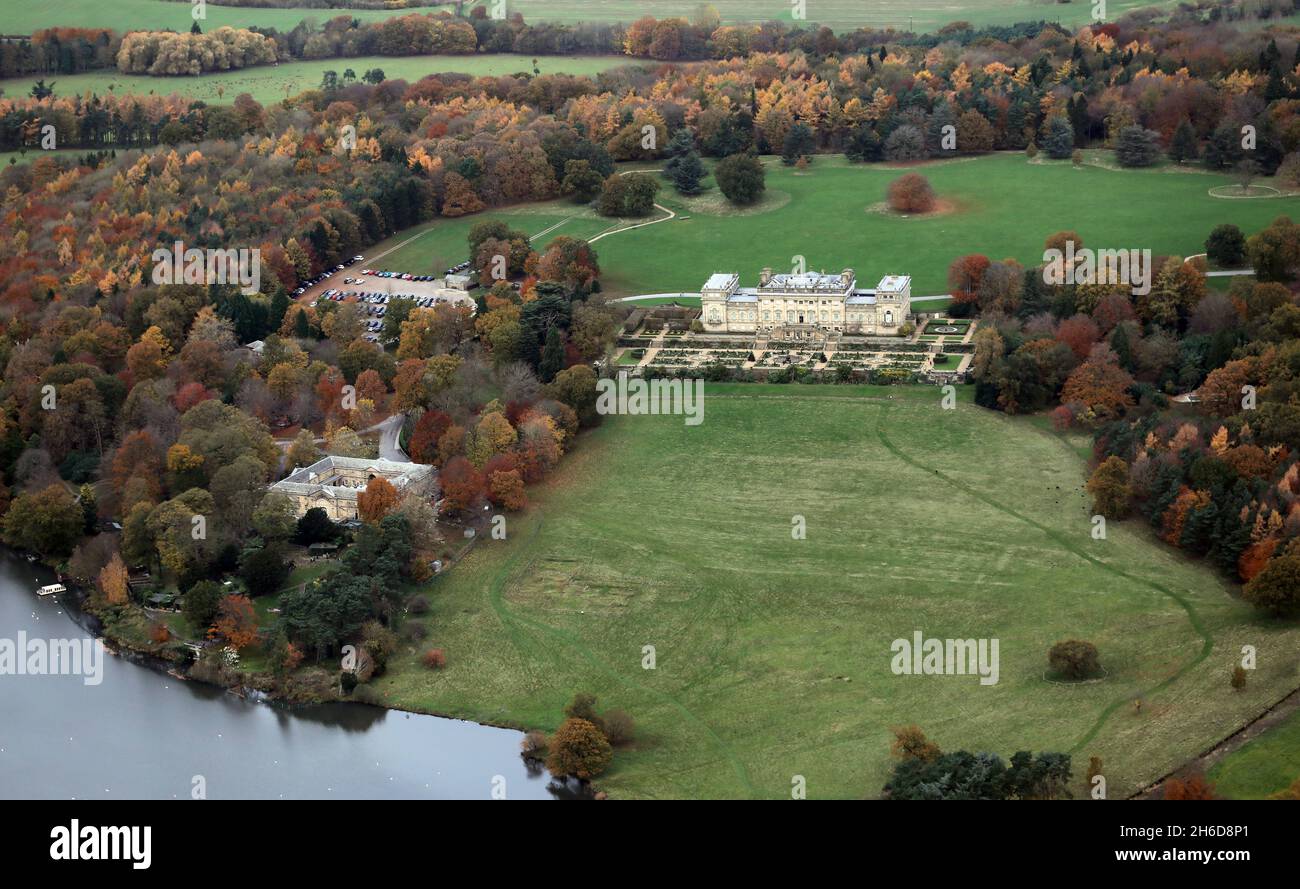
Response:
[11,0,1182,35]
[363,383,1300,799]
[0,148,94,168]
[0,54,632,106]
[1209,707,1300,799]
[359,153,1300,299]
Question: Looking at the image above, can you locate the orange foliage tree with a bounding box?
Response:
[357,476,400,524]
[887,172,935,213]
[97,552,130,606]
[211,594,259,650]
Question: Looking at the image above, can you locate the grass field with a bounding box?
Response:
[1208,707,1300,798]
[14,0,1182,36]
[362,384,1300,799]
[0,55,633,106]
[361,153,1300,299]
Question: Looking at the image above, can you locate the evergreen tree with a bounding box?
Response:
[539,327,565,383]
[665,150,705,194]
[781,122,815,165]
[1169,119,1197,164]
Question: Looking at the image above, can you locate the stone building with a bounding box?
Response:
[700,267,911,337]
[270,455,436,522]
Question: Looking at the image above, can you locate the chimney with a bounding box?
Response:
[759,267,773,286]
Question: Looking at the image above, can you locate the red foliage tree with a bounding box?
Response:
[947,254,990,306]
[408,410,453,464]
[440,456,484,512]
[1055,314,1101,361]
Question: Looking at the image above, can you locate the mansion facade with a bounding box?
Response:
[700,267,911,336]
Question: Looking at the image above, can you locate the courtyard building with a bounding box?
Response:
[700,267,911,337]
[270,455,436,522]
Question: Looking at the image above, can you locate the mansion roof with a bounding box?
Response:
[271,455,435,503]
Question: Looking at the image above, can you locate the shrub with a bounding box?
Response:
[1048,639,1101,680]
[603,708,637,746]
[563,691,605,733]
[1231,665,1247,690]
[407,595,430,615]
[887,172,935,213]
[1163,772,1217,800]
[521,730,548,760]
[423,648,447,669]
[402,621,428,642]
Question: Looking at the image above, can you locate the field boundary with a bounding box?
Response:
[872,401,1216,757]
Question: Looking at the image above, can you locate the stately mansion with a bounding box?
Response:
[700,267,912,337]
[270,455,436,522]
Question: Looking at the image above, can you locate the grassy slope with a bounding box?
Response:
[359,154,1300,298]
[15,0,1180,35]
[1210,708,1300,798]
[366,384,1300,799]
[0,55,632,106]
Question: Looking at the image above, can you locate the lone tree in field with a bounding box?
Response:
[890,725,941,763]
[1086,456,1131,518]
[887,172,936,213]
[714,153,765,205]
[1048,639,1101,680]
[545,717,613,780]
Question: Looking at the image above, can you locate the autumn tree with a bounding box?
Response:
[545,717,613,780]
[211,594,259,650]
[887,172,935,213]
[1163,773,1217,800]
[488,469,527,511]
[357,476,400,524]
[440,456,484,512]
[1061,359,1134,424]
[1243,549,1300,616]
[1048,640,1101,680]
[890,725,941,763]
[2,484,84,558]
[97,552,130,606]
[1086,456,1131,519]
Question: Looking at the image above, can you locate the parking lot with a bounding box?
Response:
[310,270,478,343]
[293,262,478,343]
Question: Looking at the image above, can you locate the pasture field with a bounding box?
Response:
[13,0,1180,36]
[1209,708,1300,799]
[361,153,1300,299]
[0,55,633,106]
[368,384,1300,799]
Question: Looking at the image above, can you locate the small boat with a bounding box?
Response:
[36,583,67,597]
